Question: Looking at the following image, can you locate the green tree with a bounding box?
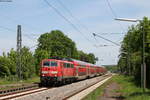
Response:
[0,55,11,77]
[87,53,97,64]
[118,17,150,87]
[34,49,49,75]
[21,47,35,79]
[0,47,35,80]
[34,30,79,75]
[7,48,17,75]
[34,30,98,75]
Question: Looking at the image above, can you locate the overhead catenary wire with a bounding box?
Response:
[93,33,120,46]
[0,13,44,34]
[0,13,44,46]
[105,0,125,33]
[0,25,37,42]
[56,0,102,48]
[0,25,16,32]
[57,0,120,47]
[56,0,90,32]
[0,25,38,51]
[105,0,117,18]
[43,0,95,45]
[97,32,124,35]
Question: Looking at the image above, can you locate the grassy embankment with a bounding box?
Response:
[0,76,40,85]
[83,75,150,100]
[0,76,40,90]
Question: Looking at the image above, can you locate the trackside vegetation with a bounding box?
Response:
[83,75,150,100]
[0,30,98,82]
[118,17,150,88]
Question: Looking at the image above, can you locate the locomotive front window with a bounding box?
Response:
[50,61,57,67]
[43,61,57,67]
[43,61,50,66]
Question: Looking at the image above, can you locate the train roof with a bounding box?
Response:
[48,57,102,67]
[71,59,96,66]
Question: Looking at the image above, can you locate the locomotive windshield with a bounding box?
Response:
[43,61,57,67]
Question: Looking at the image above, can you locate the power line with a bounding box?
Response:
[44,0,122,48]
[57,0,100,46]
[0,25,38,52]
[43,0,94,44]
[105,0,117,18]
[0,25,36,42]
[56,0,90,32]
[97,32,124,35]
[57,0,123,47]
[0,13,44,33]
[93,44,114,47]
[23,34,37,41]
[57,0,103,49]
[105,0,125,32]
[0,25,16,32]
[93,33,120,46]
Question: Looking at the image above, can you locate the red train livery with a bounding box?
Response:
[40,58,107,86]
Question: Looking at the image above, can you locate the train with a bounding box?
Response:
[40,57,107,86]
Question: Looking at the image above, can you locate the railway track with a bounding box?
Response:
[0,84,40,96]
[0,74,112,100]
[0,87,49,100]
[63,74,112,100]
[0,83,50,100]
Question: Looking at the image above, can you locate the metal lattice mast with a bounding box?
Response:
[16,25,22,80]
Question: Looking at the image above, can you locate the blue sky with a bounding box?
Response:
[0,0,149,65]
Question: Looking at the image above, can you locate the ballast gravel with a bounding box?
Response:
[13,75,109,100]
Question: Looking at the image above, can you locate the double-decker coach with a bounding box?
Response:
[40,57,107,86]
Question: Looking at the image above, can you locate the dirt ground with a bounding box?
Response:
[98,82,124,100]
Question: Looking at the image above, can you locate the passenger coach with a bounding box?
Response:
[40,57,107,86]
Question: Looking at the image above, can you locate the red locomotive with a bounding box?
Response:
[40,57,107,86]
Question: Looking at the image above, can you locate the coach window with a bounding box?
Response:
[50,61,57,67]
[67,63,71,68]
[64,63,67,68]
[71,64,74,68]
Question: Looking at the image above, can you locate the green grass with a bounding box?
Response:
[23,76,40,83]
[82,75,150,100]
[0,76,40,85]
[0,76,40,90]
[82,77,113,100]
[112,75,150,100]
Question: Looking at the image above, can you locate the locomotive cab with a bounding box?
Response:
[40,59,62,85]
[41,60,58,76]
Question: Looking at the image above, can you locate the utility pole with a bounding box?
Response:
[142,23,146,91]
[16,25,22,80]
[127,35,131,75]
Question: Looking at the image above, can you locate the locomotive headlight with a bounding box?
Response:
[51,71,58,74]
[41,71,48,74]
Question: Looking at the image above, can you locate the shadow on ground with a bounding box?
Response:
[111,95,126,100]
[128,91,150,97]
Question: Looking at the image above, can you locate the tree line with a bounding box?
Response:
[0,30,98,80]
[117,17,150,88]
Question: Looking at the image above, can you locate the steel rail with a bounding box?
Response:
[0,84,39,97]
[0,87,50,100]
[63,74,112,100]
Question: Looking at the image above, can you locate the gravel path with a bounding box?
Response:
[13,75,110,100]
[99,82,123,100]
